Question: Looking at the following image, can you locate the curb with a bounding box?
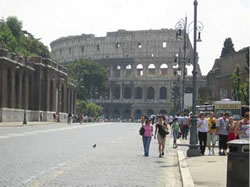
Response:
[177,140,195,187]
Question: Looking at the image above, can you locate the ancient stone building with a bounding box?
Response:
[0,48,76,122]
[207,46,249,102]
[51,29,206,120]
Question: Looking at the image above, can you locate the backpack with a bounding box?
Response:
[139,126,145,136]
[158,125,169,138]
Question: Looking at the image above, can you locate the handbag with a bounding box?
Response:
[139,126,145,136]
[158,126,169,138]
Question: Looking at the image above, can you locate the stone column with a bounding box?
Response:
[23,73,29,110]
[0,67,7,107]
[18,72,23,109]
[11,70,16,108]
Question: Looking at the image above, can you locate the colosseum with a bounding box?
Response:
[50,29,206,120]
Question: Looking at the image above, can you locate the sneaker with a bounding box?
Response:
[159,153,162,158]
[219,152,223,156]
[162,152,164,156]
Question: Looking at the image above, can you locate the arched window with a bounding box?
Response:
[147,87,154,99]
[148,64,156,75]
[134,109,142,120]
[160,64,168,75]
[114,65,121,77]
[159,87,167,99]
[114,86,120,99]
[135,87,143,99]
[136,64,143,76]
[125,64,132,76]
[123,86,132,99]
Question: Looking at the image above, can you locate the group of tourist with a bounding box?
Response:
[197,111,249,156]
[140,111,249,157]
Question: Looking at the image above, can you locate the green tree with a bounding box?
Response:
[67,59,108,100]
[6,16,22,40]
[0,16,50,58]
[231,64,241,101]
[76,100,87,115]
[86,102,103,119]
[220,38,235,58]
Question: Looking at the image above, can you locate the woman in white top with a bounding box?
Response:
[197,113,209,155]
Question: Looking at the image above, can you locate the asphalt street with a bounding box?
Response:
[0,122,182,187]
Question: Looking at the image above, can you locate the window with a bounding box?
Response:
[81,46,84,52]
[59,49,62,55]
[97,44,100,51]
[151,53,154,58]
[69,48,71,54]
[115,43,121,49]
[137,42,142,48]
[162,41,167,48]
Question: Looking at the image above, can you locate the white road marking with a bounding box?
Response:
[0,123,113,139]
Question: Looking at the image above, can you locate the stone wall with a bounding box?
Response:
[0,48,77,122]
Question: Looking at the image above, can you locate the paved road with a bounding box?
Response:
[0,122,182,187]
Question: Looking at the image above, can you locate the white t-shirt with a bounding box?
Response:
[197,119,209,132]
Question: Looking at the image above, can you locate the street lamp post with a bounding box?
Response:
[23,60,27,124]
[187,0,201,157]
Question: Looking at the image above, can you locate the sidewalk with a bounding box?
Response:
[177,138,227,187]
[0,121,57,127]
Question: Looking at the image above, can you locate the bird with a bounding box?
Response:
[93,144,96,148]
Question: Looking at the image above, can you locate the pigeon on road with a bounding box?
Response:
[93,144,96,148]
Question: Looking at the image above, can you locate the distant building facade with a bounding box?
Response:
[207,47,249,102]
[51,29,206,120]
[0,48,76,122]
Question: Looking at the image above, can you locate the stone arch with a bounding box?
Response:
[125,64,132,76]
[114,86,120,99]
[134,109,142,120]
[122,109,131,120]
[147,86,154,99]
[112,109,120,119]
[7,68,12,108]
[147,109,154,117]
[135,87,143,99]
[160,63,168,75]
[15,71,20,108]
[123,86,132,99]
[148,64,156,76]
[136,64,143,77]
[159,87,167,99]
[159,109,167,115]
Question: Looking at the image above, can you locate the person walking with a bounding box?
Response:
[217,113,229,155]
[154,116,168,157]
[197,113,209,155]
[235,112,250,139]
[207,112,217,155]
[142,119,153,157]
[171,118,180,148]
[181,114,190,139]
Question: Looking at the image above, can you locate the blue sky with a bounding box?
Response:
[0,0,249,75]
